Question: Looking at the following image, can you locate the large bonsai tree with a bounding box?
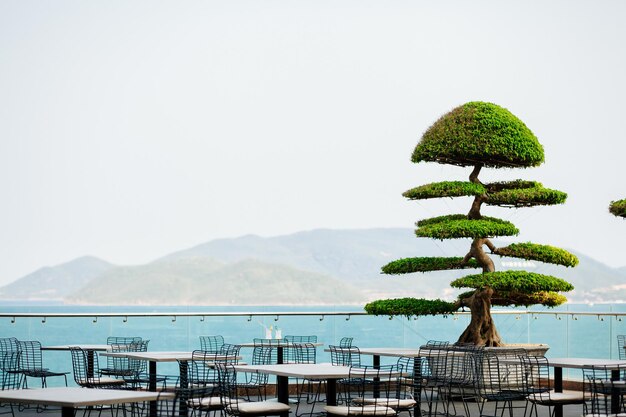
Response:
[609,199,626,218]
[365,101,579,346]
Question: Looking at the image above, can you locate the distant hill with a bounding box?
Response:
[65,258,366,305]
[0,256,114,300]
[2,228,625,305]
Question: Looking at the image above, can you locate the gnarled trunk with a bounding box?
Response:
[457,287,502,346]
[458,164,503,346]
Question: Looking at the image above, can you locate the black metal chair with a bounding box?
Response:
[216,364,291,417]
[237,346,273,401]
[325,365,398,417]
[618,335,626,360]
[291,343,323,417]
[339,337,354,348]
[69,346,126,389]
[475,350,529,417]
[200,335,225,353]
[17,340,68,388]
[521,356,585,417]
[329,345,361,367]
[0,351,23,417]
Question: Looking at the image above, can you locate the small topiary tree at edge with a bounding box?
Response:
[609,199,626,218]
[365,101,579,347]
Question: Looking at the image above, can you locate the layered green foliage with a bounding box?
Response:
[416,215,519,239]
[381,257,481,274]
[364,298,458,318]
[412,102,544,168]
[403,181,485,200]
[609,199,626,218]
[456,289,567,307]
[486,184,567,207]
[451,271,574,293]
[494,243,579,267]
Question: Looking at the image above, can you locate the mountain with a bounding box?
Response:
[65,258,366,305]
[2,228,625,305]
[0,256,115,300]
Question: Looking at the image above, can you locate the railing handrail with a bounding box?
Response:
[0,309,625,320]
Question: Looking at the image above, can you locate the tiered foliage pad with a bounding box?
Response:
[415,215,519,239]
[610,199,626,218]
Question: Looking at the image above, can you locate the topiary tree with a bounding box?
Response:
[365,101,579,346]
[609,199,626,218]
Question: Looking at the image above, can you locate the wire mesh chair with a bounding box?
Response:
[292,343,324,417]
[395,356,422,417]
[200,335,225,353]
[237,346,273,400]
[69,346,126,389]
[582,364,626,417]
[102,336,143,379]
[216,364,291,417]
[325,365,398,417]
[17,340,68,388]
[339,337,354,348]
[521,356,584,417]
[284,336,317,364]
[475,350,529,417]
[329,345,362,367]
[418,341,450,417]
[618,335,626,360]
[0,339,19,355]
[1,351,23,417]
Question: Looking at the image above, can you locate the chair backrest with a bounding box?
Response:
[220,344,242,363]
[582,365,626,416]
[126,340,150,375]
[107,336,142,345]
[520,355,551,396]
[69,346,103,387]
[17,340,44,372]
[0,351,23,390]
[200,335,225,353]
[329,345,361,367]
[0,337,19,353]
[475,351,527,400]
[339,337,353,348]
[216,364,241,415]
[253,339,280,363]
[618,335,626,360]
[290,342,317,364]
[284,335,317,343]
[340,366,399,415]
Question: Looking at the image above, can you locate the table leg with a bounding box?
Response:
[554,366,563,417]
[62,407,74,417]
[373,355,381,397]
[277,346,284,364]
[148,361,158,417]
[326,378,337,406]
[414,357,422,417]
[87,350,95,379]
[277,374,289,417]
[611,369,620,414]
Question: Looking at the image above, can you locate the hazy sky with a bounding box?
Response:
[1,1,624,286]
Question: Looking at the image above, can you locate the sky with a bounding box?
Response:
[0,0,624,286]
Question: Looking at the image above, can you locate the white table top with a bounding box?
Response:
[233,363,352,379]
[0,387,173,408]
[355,347,422,358]
[42,344,111,351]
[547,358,626,369]
[101,351,195,362]
[238,341,323,347]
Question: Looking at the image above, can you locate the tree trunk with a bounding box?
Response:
[457,287,502,346]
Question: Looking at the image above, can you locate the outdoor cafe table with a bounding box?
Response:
[238,341,324,364]
[0,387,172,417]
[101,351,240,417]
[233,363,353,417]
[547,357,626,417]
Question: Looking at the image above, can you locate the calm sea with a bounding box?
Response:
[2,303,626,386]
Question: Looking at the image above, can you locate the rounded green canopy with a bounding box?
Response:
[412,101,545,168]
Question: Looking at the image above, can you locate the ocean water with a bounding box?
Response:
[2,303,626,386]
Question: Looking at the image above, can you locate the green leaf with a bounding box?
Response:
[609,199,626,218]
[415,215,519,239]
[412,102,544,168]
[451,270,574,293]
[494,242,579,267]
[403,181,485,200]
[382,257,481,274]
[364,298,458,318]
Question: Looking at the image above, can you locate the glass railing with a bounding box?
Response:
[2,303,626,386]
